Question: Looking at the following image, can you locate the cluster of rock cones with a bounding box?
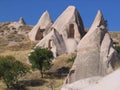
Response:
[28,6,120,90]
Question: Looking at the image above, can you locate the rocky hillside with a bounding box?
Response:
[109,32,120,45]
[0,20,119,53]
[0,19,34,52]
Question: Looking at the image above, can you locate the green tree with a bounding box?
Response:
[28,47,53,78]
[0,56,29,89]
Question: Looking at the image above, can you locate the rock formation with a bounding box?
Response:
[18,17,26,25]
[82,69,120,90]
[8,17,26,29]
[36,28,67,57]
[64,10,119,84]
[28,11,53,41]
[61,76,102,90]
[35,6,86,55]
[51,6,86,53]
[62,69,120,90]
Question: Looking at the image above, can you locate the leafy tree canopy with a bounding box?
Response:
[28,47,53,78]
[0,56,29,89]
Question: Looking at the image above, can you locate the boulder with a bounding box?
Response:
[82,69,120,90]
[62,69,120,90]
[61,76,102,90]
[64,10,119,84]
[28,11,53,41]
[36,28,67,57]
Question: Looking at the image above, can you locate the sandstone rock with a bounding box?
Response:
[52,5,86,44]
[61,76,101,90]
[82,69,120,90]
[36,28,67,57]
[18,17,26,25]
[28,11,53,41]
[64,10,119,84]
[62,69,120,90]
[65,39,78,53]
[8,17,26,30]
[50,6,86,53]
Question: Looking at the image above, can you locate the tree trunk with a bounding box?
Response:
[40,70,44,78]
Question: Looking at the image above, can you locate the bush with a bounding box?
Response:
[66,55,76,63]
[114,46,120,54]
[0,56,29,89]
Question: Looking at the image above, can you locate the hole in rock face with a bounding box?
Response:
[48,39,52,50]
[68,24,74,38]
[35,28,44,40]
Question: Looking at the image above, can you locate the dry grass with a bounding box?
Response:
[109,32,120,45]
[0,50,68,90]
[0,50,30,64]
[0,70,64,90]
[49,53,76,73]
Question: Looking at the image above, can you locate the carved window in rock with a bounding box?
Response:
[48,39,52,50]
[68,24,74,38]
[35,28,44,40]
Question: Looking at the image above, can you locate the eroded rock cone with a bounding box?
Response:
[28,11,53,41]
[52,6,86,53]
[18,17,26,25]
[36,28,67,57]
[65,10,119,84]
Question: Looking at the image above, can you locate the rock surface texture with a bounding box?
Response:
[61,76,102,90]
[62,69,120,90]
[36,28,67,57]
[28,11,53,41]
[82,69,120,90]
[18,17,26,25]
[64,10,119,84]
[51,6,86,53]
[36,6,86,55]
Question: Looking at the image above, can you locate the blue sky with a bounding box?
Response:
[0,0,120,31]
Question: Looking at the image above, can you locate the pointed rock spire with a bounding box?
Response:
[64,10,119,84]
[28,10,53,41]
[52,6,86,43]
[89,10,107,34]
[18,17,26,25]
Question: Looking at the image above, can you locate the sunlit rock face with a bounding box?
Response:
[18,17,26,25]
[28,11,53,41]
[52,6,85,43]
[51,6,86,53]
[35,6,86,55]
[64,10,119,84]
[82,69,120,90]
[36,28,67,57]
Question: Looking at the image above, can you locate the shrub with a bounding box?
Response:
[0,56,29,89]
[66,55,76,63]
[28,47,54,78]
[114,46,120,54]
